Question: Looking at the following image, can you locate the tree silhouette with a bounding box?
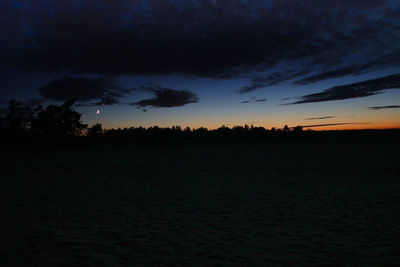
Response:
[88,123,103,137]
[5,100,32,134]
[31,100,87,136]
[283,124,289,132]
[293,126,303,133]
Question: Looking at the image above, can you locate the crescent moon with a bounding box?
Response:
[96,110,100,114]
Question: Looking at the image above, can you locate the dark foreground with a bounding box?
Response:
[1,141,400,266]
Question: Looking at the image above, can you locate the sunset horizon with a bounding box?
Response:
[1,0,399,129]
[2,2,400,265]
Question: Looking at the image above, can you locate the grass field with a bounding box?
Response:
[1,141,400,266]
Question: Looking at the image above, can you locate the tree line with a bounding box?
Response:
[1,100,398,146]
[0,99,299,137]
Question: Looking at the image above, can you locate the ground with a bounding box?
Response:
[1,141,400,266]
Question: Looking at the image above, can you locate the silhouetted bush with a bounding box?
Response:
[88,123,103,137]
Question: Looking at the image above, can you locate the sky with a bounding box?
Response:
[1,0,400,130]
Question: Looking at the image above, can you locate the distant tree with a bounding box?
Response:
[293,126,303,133]
[88,123,103,137]
[216,125,230,134]
[194,127,208,135]
[283,125,289,132]
[31,100,87,136]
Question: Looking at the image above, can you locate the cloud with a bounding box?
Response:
[300,122,371,128]
[131,85,198,108]
[1,0,399,85]
[287,73,400,104]
[239,69,310,93]
[368,105,400,110]
[23,98,48,107]
[293,50,400,85]
[0,98,48,108]
[241,96,267,104]
[294,64,372,85]
[239,73,286,93]
[38,76,133,106]
[305,116,335,120]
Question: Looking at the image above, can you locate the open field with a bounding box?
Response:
[1,141,400,266]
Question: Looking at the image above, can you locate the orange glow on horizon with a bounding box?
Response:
[102,122,400,131]
[307,123,400,131]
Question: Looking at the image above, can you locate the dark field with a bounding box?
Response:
[1,142,400,266]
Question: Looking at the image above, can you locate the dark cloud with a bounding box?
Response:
[0,98,47,108]
[305,116,335,120]
[294,65,371,85]
[23,98,48,107]
[239,69,310,93]
[300,122,371,128]
[239,73,286,94]
[241,96,267,104]
[131,85,198,108]
[38,76,133,106]
[1,0,398,85]
[294,50,400,85]
[368,105,400,110]
[288,73,400,104]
